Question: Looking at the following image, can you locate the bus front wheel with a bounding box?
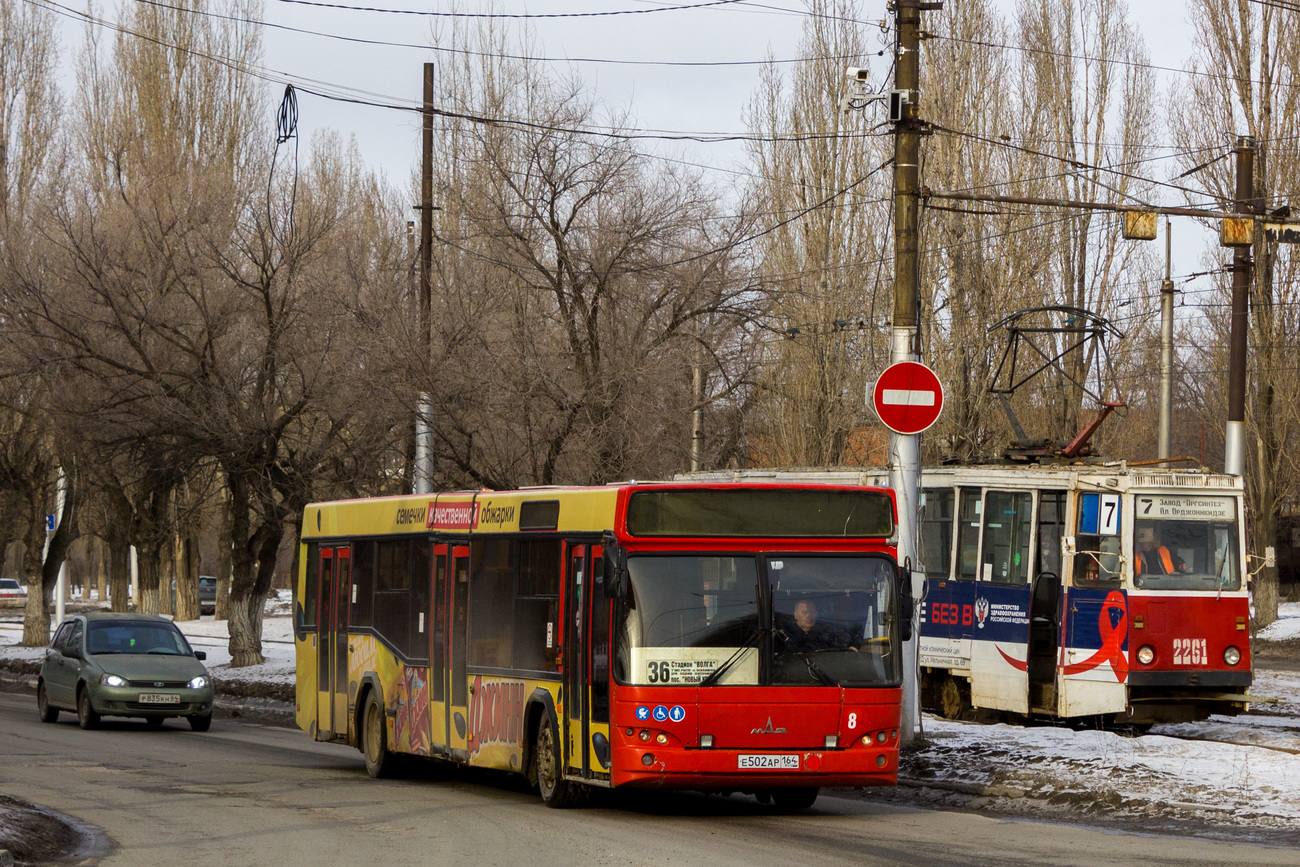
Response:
[363,692,395,778]
[533,714,583,808]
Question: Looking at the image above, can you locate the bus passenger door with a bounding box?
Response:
[447,544,471,760]
[430,544,449,754]
[316,546,350,740]
[562,544,588,776]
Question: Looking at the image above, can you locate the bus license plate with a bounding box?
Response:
[738,754,799,770]
[139,693,180,704]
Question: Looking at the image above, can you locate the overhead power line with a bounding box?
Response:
[272,0,750,18]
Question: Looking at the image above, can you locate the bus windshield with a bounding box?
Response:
[1133,511,1241,591]
[617,554,899,687]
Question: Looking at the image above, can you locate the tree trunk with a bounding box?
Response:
[107,527,131,612]
[174,532,200,621]
[159,537,175,616]
[135,541,163,615]
[215,484,233,621]
[21,469,77,646]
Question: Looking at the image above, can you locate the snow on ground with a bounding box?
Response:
[3,596,1299,838]
[0,591,297,687]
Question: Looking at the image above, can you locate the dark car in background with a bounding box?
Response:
[198,576,217,615]
[37,612,215,731]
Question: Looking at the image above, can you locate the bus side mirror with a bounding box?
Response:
[603,546,628,600]
[898,560,914,642]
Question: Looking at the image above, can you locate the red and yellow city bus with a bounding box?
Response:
[295,482,909,808]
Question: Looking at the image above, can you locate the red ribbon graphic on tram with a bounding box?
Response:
[1062,590,1129,682]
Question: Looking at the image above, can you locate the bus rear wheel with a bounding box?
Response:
[533,714,583,808]
[363,692,395,778]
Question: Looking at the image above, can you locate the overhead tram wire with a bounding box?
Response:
[133,0,857,68]
[272,0,753,18]
[30,0,892,146]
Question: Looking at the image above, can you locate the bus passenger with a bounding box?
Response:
[1135,526,1186,575]
[783,599,857,653]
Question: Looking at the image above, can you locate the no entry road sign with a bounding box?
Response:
[872,361,944,434]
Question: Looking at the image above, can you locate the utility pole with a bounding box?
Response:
[1158,218,1173,464]
[1224,136,1254,477]
[414,62,435,495]
[890,0,941,747]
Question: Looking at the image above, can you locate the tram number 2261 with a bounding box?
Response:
[1172,638,1207,666]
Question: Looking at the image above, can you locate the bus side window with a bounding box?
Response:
[301,542,319,630]
[919,488,955,578]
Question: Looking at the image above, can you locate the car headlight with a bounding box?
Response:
[188,676,209,690]
[101,674,128,687]
[1137,645,1155,665]
[1223,646,1242,666]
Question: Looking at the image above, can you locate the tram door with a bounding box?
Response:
[1059,492,1128,717]
[316,545,350,740]
[968,490,1033,715]
[447,544,471,759]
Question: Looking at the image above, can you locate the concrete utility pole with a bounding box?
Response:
[1224,136,1254,477]
[890,0,941,747]
[415,62,436,495]
[1158,218,1173,464]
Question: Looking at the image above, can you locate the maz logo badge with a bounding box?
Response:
[750,717,787,734]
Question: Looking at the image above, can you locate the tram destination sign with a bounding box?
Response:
[1136,495,1235,521]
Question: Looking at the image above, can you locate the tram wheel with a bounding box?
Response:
[533,714,584,808]
[939,676,969,720]
[363,691,395,778]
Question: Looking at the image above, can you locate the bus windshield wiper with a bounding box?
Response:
[774,628,839,686]
[699,627,764,687]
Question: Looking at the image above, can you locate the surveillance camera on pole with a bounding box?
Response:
[842,66,888,113]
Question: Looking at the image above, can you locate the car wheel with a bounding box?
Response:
[77,687,100,730]
[37,683,59,723]
[189,712,212,732]
[771,787,819,810]
[363,692,395,778]
[533,713,585,808]
[145,715,165,727]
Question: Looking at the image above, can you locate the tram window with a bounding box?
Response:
[981,491,1032,584]
[957,489,982,580]
[1037,492,1065,579]
[301,543,319,630]
[919,489,955,577]
[351,540,374,628]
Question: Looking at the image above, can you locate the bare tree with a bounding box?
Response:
[1168,0,1300,626]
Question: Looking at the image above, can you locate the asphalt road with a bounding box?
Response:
[3,693,1299,866]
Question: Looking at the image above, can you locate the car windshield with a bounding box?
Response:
[86,622,194,656]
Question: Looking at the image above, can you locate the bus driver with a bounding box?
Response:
[782,599,857,653]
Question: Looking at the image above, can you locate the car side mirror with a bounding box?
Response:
[62,645,81,660]
[194,651,207,661]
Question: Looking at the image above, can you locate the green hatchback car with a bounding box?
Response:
[37,612,215,731]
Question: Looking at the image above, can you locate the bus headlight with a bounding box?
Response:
[1137,645,1155,665]
[1224,646,1242,666]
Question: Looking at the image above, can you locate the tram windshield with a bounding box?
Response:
[616,554,900,687]
[1132,495,1241,591]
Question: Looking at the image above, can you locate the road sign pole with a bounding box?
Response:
[887,337,921,748]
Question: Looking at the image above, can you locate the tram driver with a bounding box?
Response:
[1135,525,1187,575]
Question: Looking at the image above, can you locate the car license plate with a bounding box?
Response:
[738,754,799,770]
[139,693,180,704]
